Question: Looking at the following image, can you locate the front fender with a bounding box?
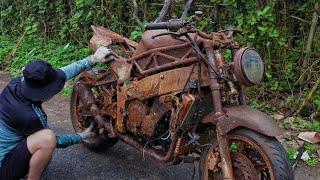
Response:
[203,106,283,137]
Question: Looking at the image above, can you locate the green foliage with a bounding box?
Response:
[286,146,320,167]
[286,148,298,161]
[60,85,74,97]
[304,143,317,154]
[305,157,320,167]
[230,142,240,153]
[0,35,90,76]
[249,100,276,112]
[282,122,290,130]
[0,1,145,43]
[0,35,90,96]
[130,25,145,41]
[292,117,320,132]
[304,144,320,167]
[211,0,320,115]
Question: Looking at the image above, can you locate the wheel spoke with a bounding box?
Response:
[254,163,267,172]
[237,141,246,153]
[228,137,271,180]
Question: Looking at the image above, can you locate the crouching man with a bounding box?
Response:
[0,47,111,180]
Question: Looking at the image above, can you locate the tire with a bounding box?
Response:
[70,83,118,151]
[199,128,294,180]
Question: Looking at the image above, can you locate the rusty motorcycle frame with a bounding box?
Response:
[70,13,293,180]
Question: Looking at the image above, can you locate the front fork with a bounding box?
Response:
[205,47,234,180]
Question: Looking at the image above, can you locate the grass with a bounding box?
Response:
[292,117,320,132]
[0,35,92,96]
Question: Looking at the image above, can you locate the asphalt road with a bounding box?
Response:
[0,71,318,180]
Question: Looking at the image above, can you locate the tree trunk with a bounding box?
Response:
[300,2,319,84]
[181,0,194,19]
[132,0,142,25]
[154,0,175,23]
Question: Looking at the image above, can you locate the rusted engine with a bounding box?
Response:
[126,95,179,137]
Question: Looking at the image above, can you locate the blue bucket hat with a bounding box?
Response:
[21,60,66,101]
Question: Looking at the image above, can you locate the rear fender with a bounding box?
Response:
[202,106,283,137]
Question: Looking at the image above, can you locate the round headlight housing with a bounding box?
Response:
[233,47,264,85]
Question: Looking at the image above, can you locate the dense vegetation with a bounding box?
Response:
[0,0,320,167]
[0,1,319,117]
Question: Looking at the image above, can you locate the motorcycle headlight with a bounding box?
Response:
[233,47,264,86]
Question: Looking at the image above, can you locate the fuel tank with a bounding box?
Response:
[133,30,197,57]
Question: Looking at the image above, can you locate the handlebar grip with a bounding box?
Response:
[145,22,168,30]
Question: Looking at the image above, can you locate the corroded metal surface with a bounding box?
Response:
[70,13,285,180]
[127,101,146,135]
[231,153,258,180]
[90,25,138,52]
[207,149,220,172]
[130,42,198,75]
[176,94,195,127]
[115,65,210,131]
[126,99,169,136]
[224,106,284,136]
[109,59,132,84]
[141,99,169,136]
[115,131,179,163]
[202,106,284,137]
[78,69,118,87]
[123,64,210,101]
[233,47,264,86]
[133,30,195,55]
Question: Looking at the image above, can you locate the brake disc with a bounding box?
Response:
[232,152,258,180]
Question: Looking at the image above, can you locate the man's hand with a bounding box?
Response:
[89,46,112,63]
[77,123,95,140]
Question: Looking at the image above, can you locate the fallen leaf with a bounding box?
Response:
[298,132,320,144]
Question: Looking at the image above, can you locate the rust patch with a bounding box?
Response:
[109,59,133,84]
[122,64,210,101]
[141,99,169,136]
[126,99,169,136]
[202,106,283,137]
[127,101,147,135]
[90,25,138,51]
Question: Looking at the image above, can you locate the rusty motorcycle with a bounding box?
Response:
[70,12,293,180]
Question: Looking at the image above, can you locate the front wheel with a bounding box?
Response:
[70,83,118,151]
[199,128,293,180]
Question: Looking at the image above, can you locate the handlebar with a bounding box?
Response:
[145,22,169,30]
[145,19,185,31]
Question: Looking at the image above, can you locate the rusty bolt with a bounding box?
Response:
[215,112,222,116]
[126,91,132,98]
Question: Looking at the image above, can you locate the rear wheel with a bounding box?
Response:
[199,128,293,180]
[70,83,118,151]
